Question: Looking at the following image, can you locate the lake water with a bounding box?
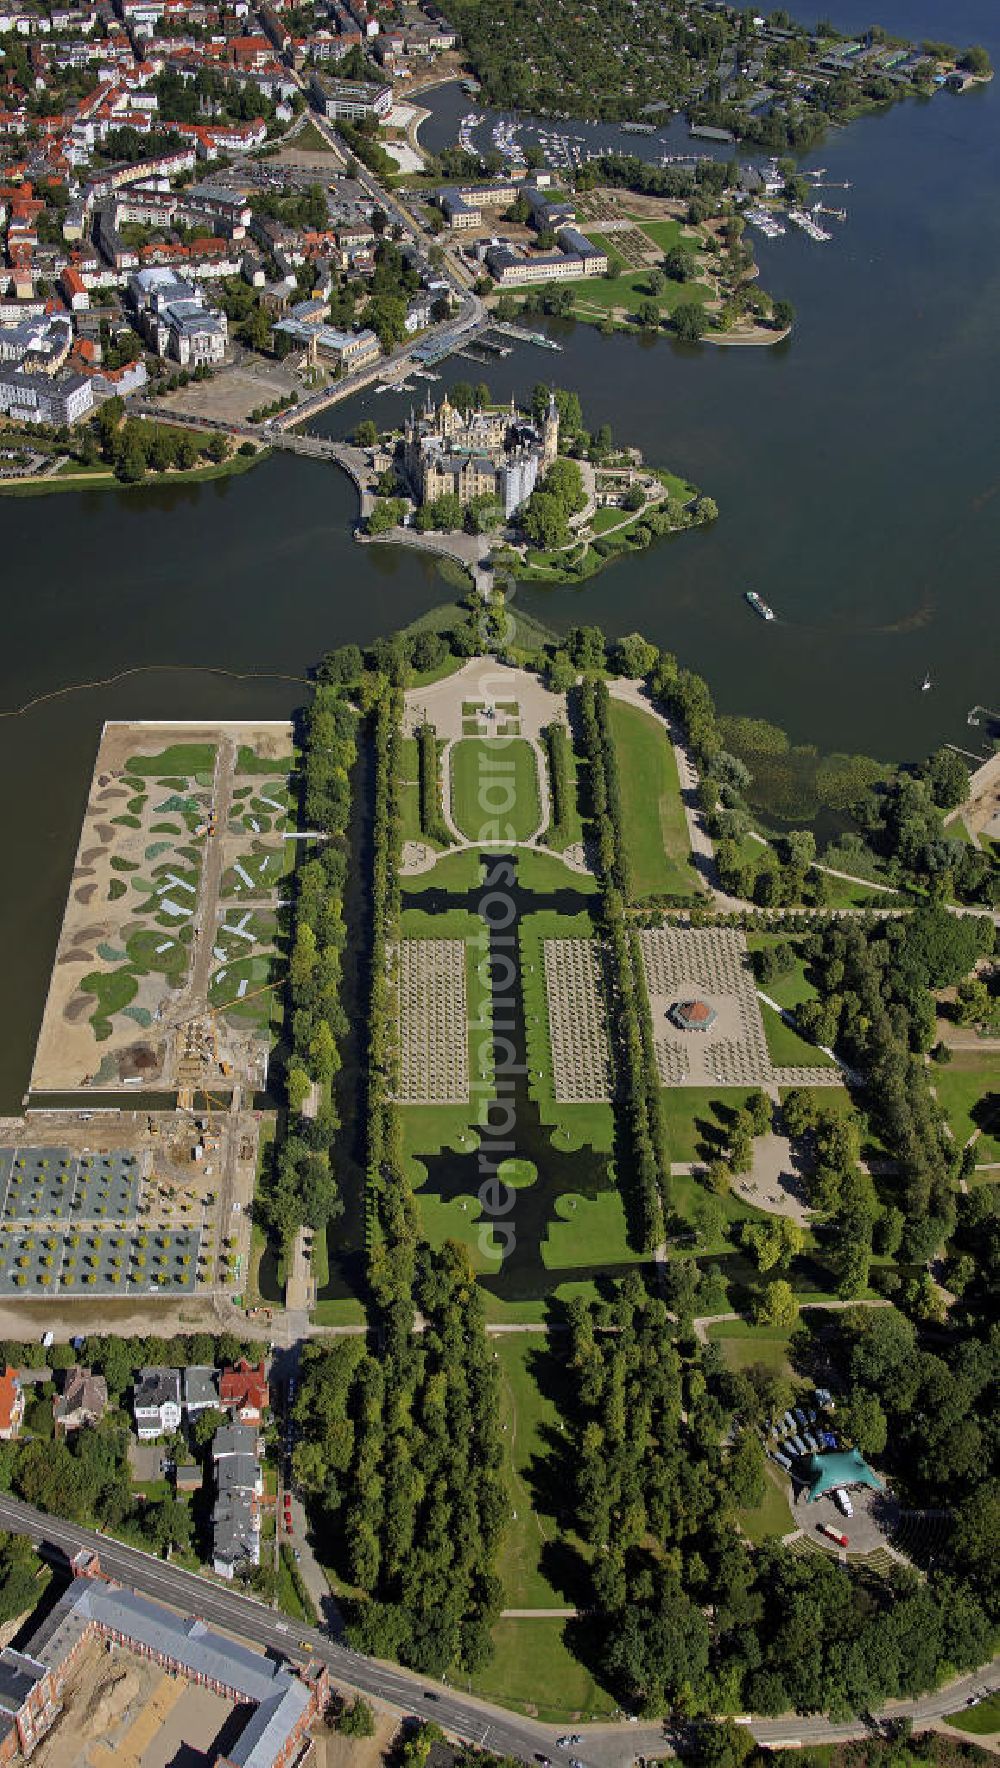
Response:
[0,0,996,1104]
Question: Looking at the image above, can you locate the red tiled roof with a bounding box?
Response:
[220,1359,269,1413]
[0,1367,21,1435]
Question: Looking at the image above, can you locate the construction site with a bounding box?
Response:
[26,1628,235,1768]
[30,720,296,1099]
[0,718,303,1311]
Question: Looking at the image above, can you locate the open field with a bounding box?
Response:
[31,722,293,1095]
[710,1320,796,1369]
[152,359,303,426]
[662,1086,763,1163]
[517,265,712,325]
[607,698,692,898]
[931,1053,1000,1160]
[450,737,543,842]
[493,1336,586,1609]
[465,1617,616,1724]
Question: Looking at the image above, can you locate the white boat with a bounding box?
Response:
[746,590,776,621]
[921,673,933,692]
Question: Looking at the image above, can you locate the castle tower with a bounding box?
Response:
[542,391,559,467]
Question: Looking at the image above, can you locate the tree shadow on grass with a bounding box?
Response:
[971,1090,1000,1140]
[519,1340,592,1607]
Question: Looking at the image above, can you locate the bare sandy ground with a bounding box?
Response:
[31,721,291,1094]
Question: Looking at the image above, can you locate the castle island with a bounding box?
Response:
[356,382,718,585]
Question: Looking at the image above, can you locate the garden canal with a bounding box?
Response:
[318,850,651,1310]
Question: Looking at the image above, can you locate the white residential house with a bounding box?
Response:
[133,1367,182,1440]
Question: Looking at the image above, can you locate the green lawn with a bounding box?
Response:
[607,698,692,900]
[745,934,819,1010]
[710,1322,796,1366]
[517,847,598,894]
[944,1696,1000,1735]
[637,218,684,251]
[518,265,711,324]
[407,650,467,688]
[127,743,216,776]
[464,1618,616,1724]
[738,1459,794,1545]
[290,117,337,154]
[492,1337,588,1608]
[543,1189,645,1272]
[276,1544,317,1624]
[760,1000,834,1068]
[931,1053,1000,1160]
[662,1086,761,1164]
[309,1296,366,1326]
[591,505,630,534]
[401,845,485,895]
[450,738,542,843]
[669,1168,770,1253]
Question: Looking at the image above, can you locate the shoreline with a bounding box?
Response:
[350,456,711,590]
[0,446,268,499]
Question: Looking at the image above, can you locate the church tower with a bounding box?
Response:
[542,391,559,467]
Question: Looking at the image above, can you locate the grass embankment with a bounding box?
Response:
[450,737,543,843]
[246,1119,282,1310]
[606,698,692,899]
[738,1459,795,1545]
[276,1543,318,1623]
[0,449,265,497]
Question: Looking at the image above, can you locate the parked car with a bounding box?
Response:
[833,1488,854,1518]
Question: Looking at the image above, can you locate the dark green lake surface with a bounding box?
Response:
[0,0,996,1104]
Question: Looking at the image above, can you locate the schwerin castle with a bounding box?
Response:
[403,391,559,517]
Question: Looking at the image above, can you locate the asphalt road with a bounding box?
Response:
[0,1494,994,1767]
